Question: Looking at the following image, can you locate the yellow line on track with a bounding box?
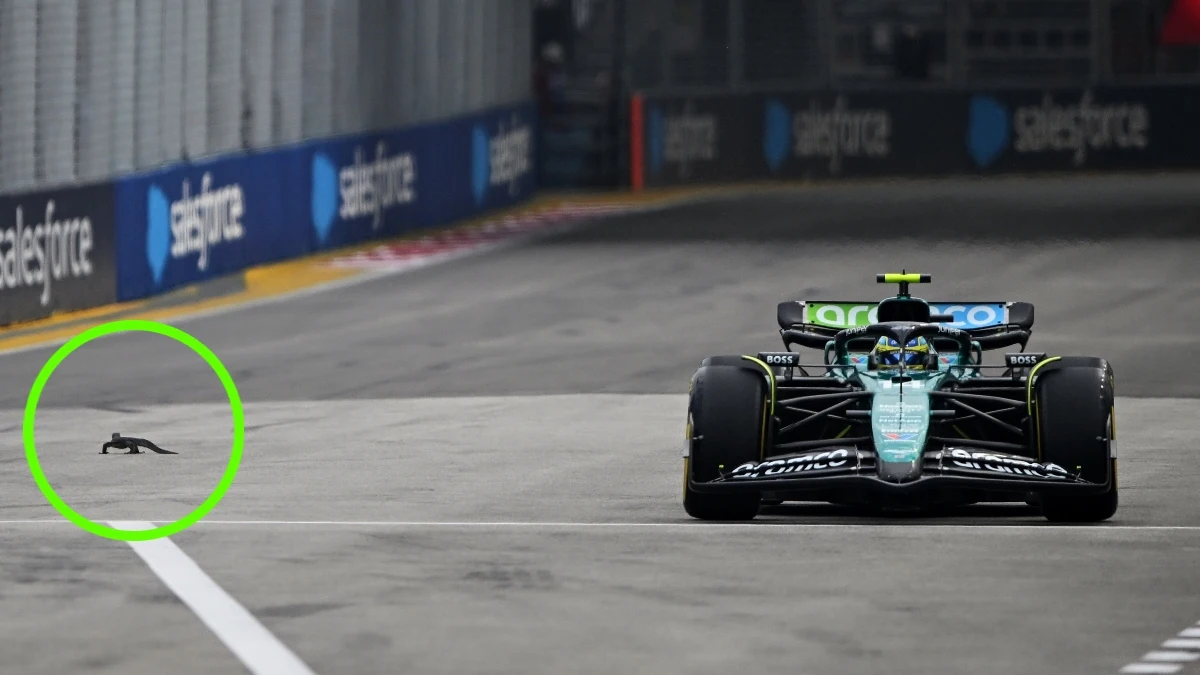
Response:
[0,189,704,352]
[0,180,849,352]
[0,179,888,354]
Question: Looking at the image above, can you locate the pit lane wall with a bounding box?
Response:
[630,86,1200,188]
[0,100,535,326]
[114,101,536,303]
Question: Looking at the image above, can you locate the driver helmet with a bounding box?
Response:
[873,336,931,369]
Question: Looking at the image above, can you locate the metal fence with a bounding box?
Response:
[0,0,534,197]
[617,0,1200,95]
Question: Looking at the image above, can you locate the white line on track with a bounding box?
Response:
[112,521,318,675]
[1120,621,1200,674]
[3,519,1200,530]
[166,521,1200,531]
[1143,652,1200,662]
[1121,666,1188,674]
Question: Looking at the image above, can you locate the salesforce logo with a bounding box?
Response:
[145,172,245,286]
[762,96,891,175]
[967,91,1149,169]
[763,99,790,172]
[0,200,95,307]
[471,126,490,205]
[472,115,532,206]
[967,95,1011,169]
[311,142,417,245]
[311,153,338,244]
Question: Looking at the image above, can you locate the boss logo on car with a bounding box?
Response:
[729,449,852,479]
[1004,352,1047,368]
[757,352,799,367]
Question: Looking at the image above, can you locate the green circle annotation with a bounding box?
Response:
[23,319,244,541]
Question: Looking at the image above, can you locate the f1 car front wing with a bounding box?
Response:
[690,447,1109,496]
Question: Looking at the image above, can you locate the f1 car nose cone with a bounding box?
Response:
[878,458,921,483]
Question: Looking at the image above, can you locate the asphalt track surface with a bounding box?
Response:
[3,174,1200,674]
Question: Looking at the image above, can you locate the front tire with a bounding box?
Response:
[1033,361,1118,523]
[683,363,767,521]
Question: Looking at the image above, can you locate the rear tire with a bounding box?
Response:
[1033,362,1118,523]
[683,363,766,521]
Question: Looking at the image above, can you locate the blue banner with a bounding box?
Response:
[306,128,425,251]
[115,100,536,301]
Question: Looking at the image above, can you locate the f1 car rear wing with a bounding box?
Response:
[777,300,1035,352]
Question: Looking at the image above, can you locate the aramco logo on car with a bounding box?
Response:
[805,302,1007,329]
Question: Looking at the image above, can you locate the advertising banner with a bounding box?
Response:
[640,96,753,188]
[636,86,1200,185]
[306,101,535,251]
[962,86,1200,173]
[755,90,966,179]
[431,102,537,224]
[116,100,537,302]
[307,130,423,252]
[114,149,311,302]
[0,182,117,326]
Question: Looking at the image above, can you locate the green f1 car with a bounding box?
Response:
[682,273,1117,523]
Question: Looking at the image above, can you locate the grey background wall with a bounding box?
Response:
[617,0,1200,93]
[535,0,1200,188]
[0,0,534,196]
